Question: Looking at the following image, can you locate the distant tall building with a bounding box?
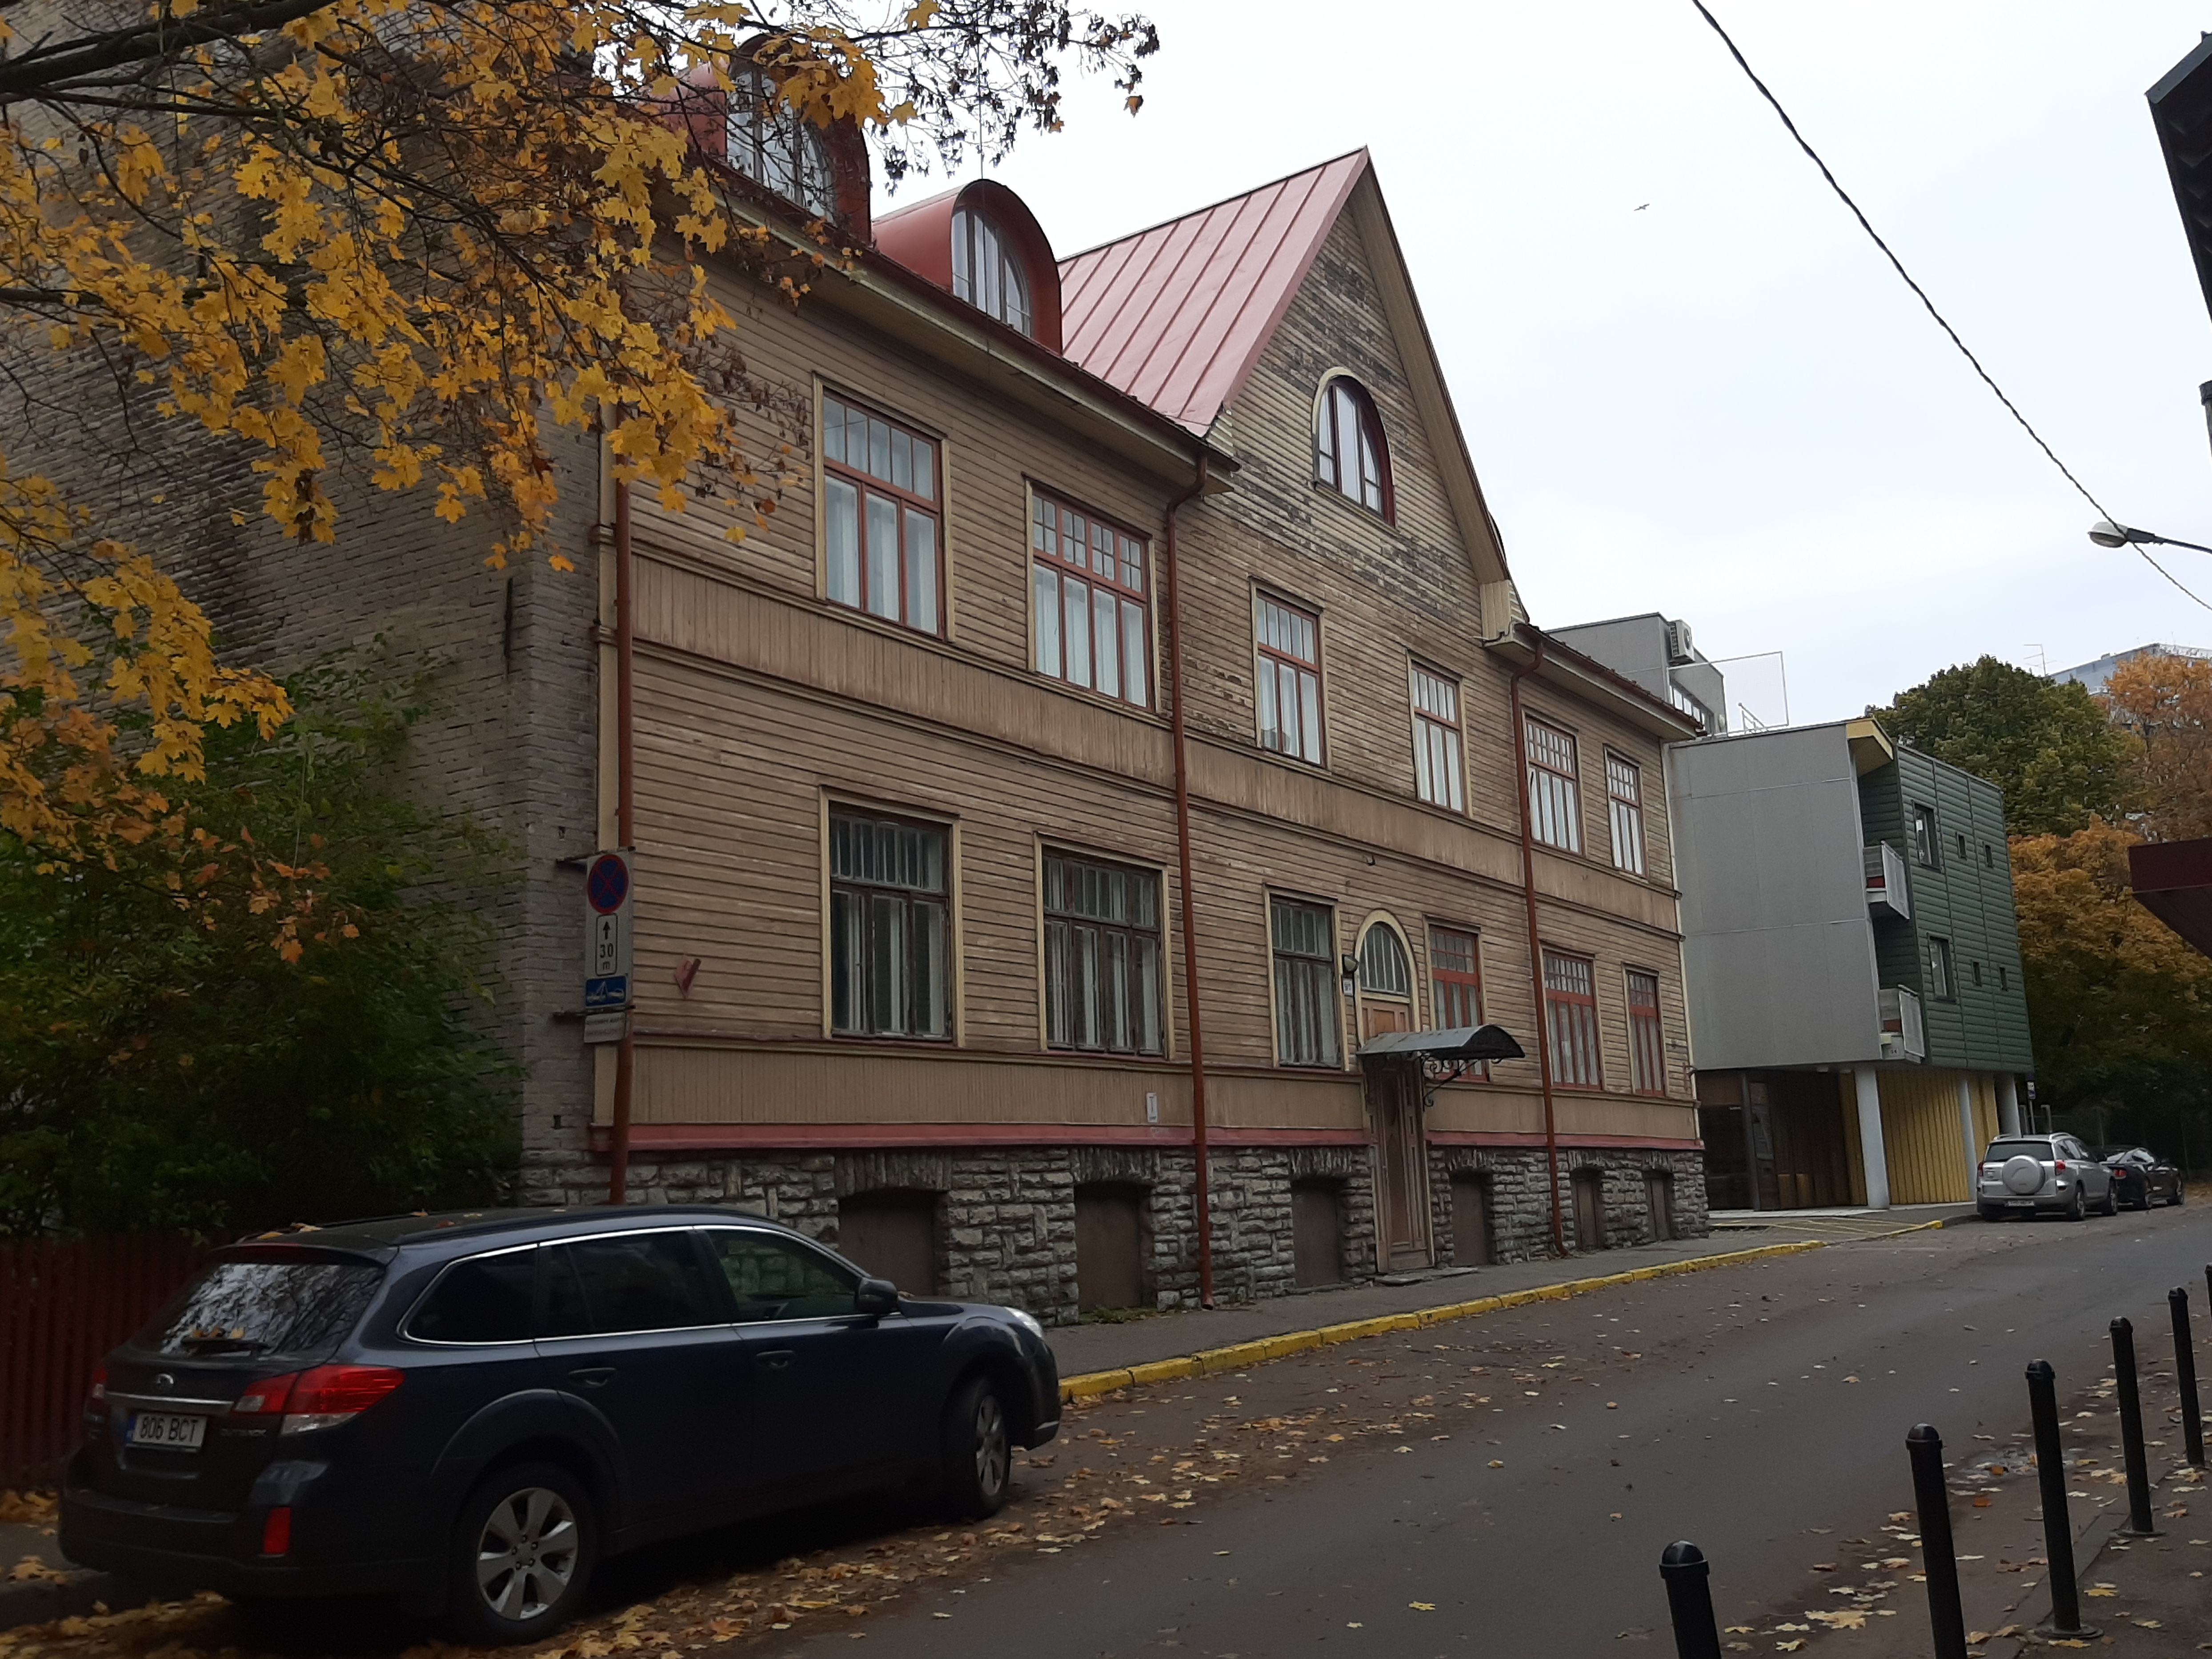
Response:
[1545,613,1727,734]
[2049,643,2212,696]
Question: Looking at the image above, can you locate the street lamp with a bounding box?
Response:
[2087,519,2212,555]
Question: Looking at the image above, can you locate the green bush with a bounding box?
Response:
[0,659,518,1238]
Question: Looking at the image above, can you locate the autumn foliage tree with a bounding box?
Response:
[2104,652,2212,842]
[1878,650,2212,1152]
[1867,655,2135,834]
[0,0,1155,881]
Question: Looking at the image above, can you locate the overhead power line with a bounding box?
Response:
[1686,0,2212,613]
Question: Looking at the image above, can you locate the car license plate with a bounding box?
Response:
[128,1411,207,1451]
[2006,1198,2036,1207]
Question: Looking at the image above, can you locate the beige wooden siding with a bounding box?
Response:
[593,188,1694,1143]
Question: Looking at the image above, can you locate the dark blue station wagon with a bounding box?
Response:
[61,1206,1061,1642]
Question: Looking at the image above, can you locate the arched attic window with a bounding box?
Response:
[952,206,1033,337]
[1315,376,1391,519]
[726,65,836,219]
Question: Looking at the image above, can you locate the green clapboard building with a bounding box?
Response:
[1661,715,2035,1214]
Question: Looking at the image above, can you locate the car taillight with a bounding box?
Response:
[2054,1159,2067,1172]
[233,1372,297,1416]
[281,1365,404,1434]
[261,1506,292,1556]
[88,1361,107,1407]
[234,1365,404,1433]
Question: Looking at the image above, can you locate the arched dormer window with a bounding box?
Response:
[727,66,835,219]
[1315,376,1391,519]
[952,207,1033,337]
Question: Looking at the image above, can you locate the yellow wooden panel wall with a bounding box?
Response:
[1879,1068,1995,1206]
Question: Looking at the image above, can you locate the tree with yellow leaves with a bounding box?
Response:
[0,0,1154,877]
[2012,821,2212,1146]
[2103,652,2212,842]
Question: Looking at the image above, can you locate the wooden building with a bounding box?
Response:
[121,111,1707,1316]
[564,133,1707,1318]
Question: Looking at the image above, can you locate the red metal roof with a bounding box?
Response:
[1058,151,1370,435]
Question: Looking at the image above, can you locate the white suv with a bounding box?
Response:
[1979,1134,2116,1221]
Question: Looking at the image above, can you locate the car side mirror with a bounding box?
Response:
[855,1276,901,1317]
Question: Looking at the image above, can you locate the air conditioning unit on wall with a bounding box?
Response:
[1665,619,1695,666]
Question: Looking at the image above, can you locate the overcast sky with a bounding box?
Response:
[898,1,2212,727]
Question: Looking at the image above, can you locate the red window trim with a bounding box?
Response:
[1427,922,1487,1082]
[1029,485,1152,710]
[1254,590,1326,765]
[821,389,944,636]
[1625,967,1665,1097]
[1541,946,1603,1093]
[1314,374,1395,524]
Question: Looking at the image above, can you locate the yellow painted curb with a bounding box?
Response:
[1058,1238,1826,1403]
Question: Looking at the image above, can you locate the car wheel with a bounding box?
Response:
[2101,1183,2120,1216]
[2174,1182,2187,1207]
[940,1374,1013,1521]
[2064,1187,2086,1222]
[446,1463,596,1645]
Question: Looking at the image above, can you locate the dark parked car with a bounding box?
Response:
[61,1206,1059,1643]
[2092,1146,2187,1210]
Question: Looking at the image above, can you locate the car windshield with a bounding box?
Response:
[1987,1140,2056,1162]
[134,1251,383,1359]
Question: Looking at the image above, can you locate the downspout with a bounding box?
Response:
[1507,637,1566,1257]
[1165,457,1214,1306]
[609,477,637,1205]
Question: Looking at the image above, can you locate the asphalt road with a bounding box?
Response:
[824,1206,2212,1659]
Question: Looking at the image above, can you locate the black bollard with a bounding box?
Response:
[2172,1288,2206,1469]
[2027,1359,2096,1639]
[1659,1541,1723,1659]
[1906,1425,1969,1659]
[2113,1317,2158,1535]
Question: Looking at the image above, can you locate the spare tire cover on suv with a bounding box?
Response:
[2001,1155,2046,1194]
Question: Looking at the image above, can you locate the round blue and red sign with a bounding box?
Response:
[586,852,630,915]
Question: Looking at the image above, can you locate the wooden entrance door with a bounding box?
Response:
[1074,1184,1145,1311]
[1363,1057,1432,1272]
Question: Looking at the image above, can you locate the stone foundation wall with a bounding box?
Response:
[542,1139,1707,1323]
[1429,1145,1711,1261]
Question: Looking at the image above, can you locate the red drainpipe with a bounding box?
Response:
[609,477,637,1206]
[1507,634,1566,1257]
[1164,458,1214,1306]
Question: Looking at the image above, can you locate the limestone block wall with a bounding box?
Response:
[543,1139,1706,1323]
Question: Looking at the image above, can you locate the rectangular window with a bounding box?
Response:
[829,811,950,1040]
[1910,803,1939,867]
[1031,492,1149,708]
[1927,935,1955,1001]
[1255,595,1324,764]
[1044,853,1163,1055]
[1542,948,1602,1091]
[1270,898,1340,1067]
[1525,719,1583,853]
[1606,753,1646,876]
[1411,665,1465,811]
[821,393,941,634]
[1428,926,1482,1030]
[1627,969,1664,1096]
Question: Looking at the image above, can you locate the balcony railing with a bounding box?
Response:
[1878,986,1925,1062]
[1864,842,1910,921]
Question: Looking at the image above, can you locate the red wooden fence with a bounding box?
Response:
[0,1237,212,1491]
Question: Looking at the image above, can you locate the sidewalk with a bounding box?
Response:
[1045,1203,1974,1382]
